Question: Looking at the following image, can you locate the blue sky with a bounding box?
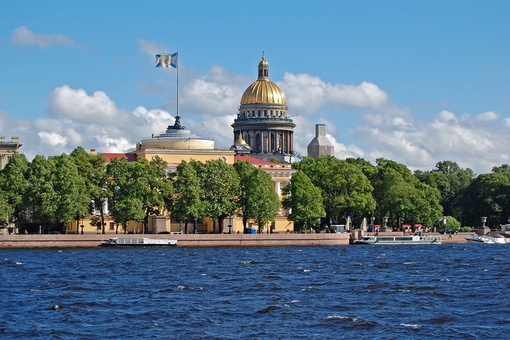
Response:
[1,0,509,174]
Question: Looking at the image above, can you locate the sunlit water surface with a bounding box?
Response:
[1,244,509,339]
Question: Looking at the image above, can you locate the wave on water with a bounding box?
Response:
[1,245,509,339]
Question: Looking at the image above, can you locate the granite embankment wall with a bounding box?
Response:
[0,233,351,248]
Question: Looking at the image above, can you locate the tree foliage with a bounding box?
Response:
[295,156,374,227]
[372,158,442,228]
[71,147,108,233]
[463,171,510,227]
[415,160,474,225]
[0,153,29,225]
[282,170,325,231]
[234,161,280,231]
[106,158,145,233]
[172,160,204,234]
[200,159,240,233]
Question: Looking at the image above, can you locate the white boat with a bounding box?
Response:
[355,235,442,245]
[100,237,177,247]
[465,233,507,244]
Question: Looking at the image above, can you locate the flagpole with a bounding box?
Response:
[176,51,179,117]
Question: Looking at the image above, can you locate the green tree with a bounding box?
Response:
[130,157,172,233]
[172,160,204,234]
[71,147,109,234]
[416,160,474,224]
[295,156,374,228]
[463,170,510,227]
[24,155,58,232]
[234,161,280,232]
[51,154,90,232]
[200,159,239,233]
[346,157,377,181]
[251,168,281,233]
[0,153,29,227]
[106,158,145,233]
[373,158,442,228]
[282,170,325,232]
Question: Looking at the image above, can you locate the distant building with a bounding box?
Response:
[0,136,21,170]
[307,124,334,158]
[231,56,296,163]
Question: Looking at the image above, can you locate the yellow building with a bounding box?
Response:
[0,136,21,170]
[135,115,235,167]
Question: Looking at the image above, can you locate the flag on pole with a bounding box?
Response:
[155,52,178,68]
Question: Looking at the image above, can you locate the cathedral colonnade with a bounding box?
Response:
[236,129,293,154]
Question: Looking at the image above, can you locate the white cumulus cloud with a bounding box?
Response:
[280,73,389,114]
[10,26,79,48]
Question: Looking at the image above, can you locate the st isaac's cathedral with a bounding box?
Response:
[231,56,296,163]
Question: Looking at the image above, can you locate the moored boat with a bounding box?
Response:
[355,235,442,245]
[100,237,177,247]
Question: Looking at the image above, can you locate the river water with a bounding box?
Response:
[1,244,509,339]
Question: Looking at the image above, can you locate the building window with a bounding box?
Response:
[109,222,115,230]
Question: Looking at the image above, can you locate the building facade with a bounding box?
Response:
[0,136,21,170]
[307,124,334,158]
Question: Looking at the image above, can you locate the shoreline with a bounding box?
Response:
[0,231,470,248]
[0,233,351,248]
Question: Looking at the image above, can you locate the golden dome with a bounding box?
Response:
[235,136,247,145]
[240,56,286,106]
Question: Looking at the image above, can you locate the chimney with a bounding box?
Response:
[90,148,96,155]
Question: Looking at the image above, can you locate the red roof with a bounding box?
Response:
[234,155,274,166]
[102,153,137,163]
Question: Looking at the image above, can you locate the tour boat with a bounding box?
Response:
[355,235,442,245]
[100,237,177,247]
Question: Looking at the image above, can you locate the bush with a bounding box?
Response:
[460,226,472,232]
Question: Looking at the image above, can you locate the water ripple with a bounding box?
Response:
[0,244,509,339]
